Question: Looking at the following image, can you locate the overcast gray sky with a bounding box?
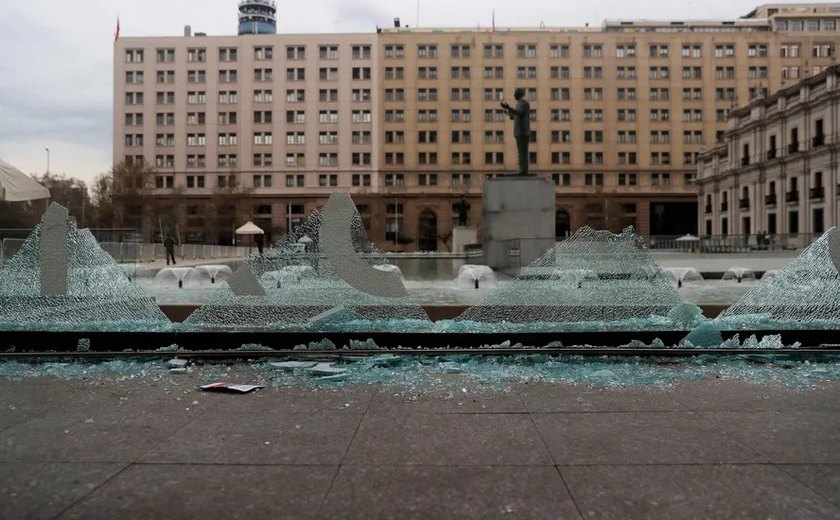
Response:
[0,0,814,183]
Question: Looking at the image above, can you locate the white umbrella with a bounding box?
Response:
[0,159,50,202]
[675,234,700,241]
[235,221,265,255]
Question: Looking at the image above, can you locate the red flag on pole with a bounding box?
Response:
[114,17,120,42]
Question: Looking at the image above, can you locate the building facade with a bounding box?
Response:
[115,30,378,245]
[697,64,840,246]
[113,3,840,250]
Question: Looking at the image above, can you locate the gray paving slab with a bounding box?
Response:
[344,412,552,466]
[0,410,196,463]
[1,372,840,518]
[58,463,335,520]
[516,383,686,413]
[562,464,840,520]
[780,464,840,508]
[670,380,840,412]
[0,407,44,433]
[204,385,374,414]
[532,411,762,465]
[369,383,526,413]
[0,378,90,413]
[0,462,126,520]
[701,411,840,463]
[140,411,362,465]
[320,465,581,520]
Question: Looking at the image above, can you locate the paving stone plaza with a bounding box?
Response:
[1,366,839,519]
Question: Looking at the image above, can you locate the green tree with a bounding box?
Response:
[31,172,90,227]
[106,160,156,231]
[90,171,114,228]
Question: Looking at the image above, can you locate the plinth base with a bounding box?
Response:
[483,176,555,272]
[452,226,478,253]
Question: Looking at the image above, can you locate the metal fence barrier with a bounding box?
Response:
[647,233,819,253]
[0,232,822,265]
[0,239,250,264]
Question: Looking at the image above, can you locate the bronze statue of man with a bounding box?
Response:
[500,87,531,175]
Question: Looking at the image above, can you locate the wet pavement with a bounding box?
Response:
[1,360,839,519]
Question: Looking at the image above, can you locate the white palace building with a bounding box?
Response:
[697,63,840,247]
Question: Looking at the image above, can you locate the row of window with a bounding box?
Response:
[140,149,700,169]
[382,42,834,59]
[735,120,826,166]
[149,152,374,169]
[123,39,834,65]
[382,63,826,81]
[148,171,687,191]
[124,45,372,64]
[707,210,822,236]
[775,19,838,32]
[383,107,715,123]
[124,109,372,125]
[380,151,691,166]
[126,128,706,149]
[124,88,371,104]
[126,66,371,84]
[383,86,758,103]
[124,104,734,130]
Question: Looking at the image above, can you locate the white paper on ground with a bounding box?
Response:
[200,382,264,393]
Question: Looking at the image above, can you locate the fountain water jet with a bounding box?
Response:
[722,267,756,283]
[663,267,704,288]
[195,265,233,284]
[154,267,201,289]
[455,265,498,289]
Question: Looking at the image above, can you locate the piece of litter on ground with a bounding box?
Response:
[169,367,187,374]
[200,382,264,393]
[268,361,318,370]
[168,358,189,368]
[306,362,348,376]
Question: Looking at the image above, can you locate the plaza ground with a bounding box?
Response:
[1,364,838,519]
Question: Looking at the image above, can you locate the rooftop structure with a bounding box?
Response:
[237,0,277,35]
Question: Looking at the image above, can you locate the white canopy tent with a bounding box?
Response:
[235,222,264,235]
[675,234,700,242]
[235,221,265,255]
[0,159,50,202]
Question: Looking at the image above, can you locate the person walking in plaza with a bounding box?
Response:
[164,233,177,265]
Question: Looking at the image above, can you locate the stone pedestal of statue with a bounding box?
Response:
[452,226,478,253]
[482,175,554,273]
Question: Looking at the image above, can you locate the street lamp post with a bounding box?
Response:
[74,186,86,228]
[45,148,50,174]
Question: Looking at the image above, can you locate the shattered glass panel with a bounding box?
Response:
[185,199,429,330]
[2,350,839,391]
[718,228,840,328]
[455,227,682,329]
[0,207,170,330]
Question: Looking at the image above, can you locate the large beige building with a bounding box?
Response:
[115,29,378,245]
[697,63,840,246]
[113,3,840,250]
